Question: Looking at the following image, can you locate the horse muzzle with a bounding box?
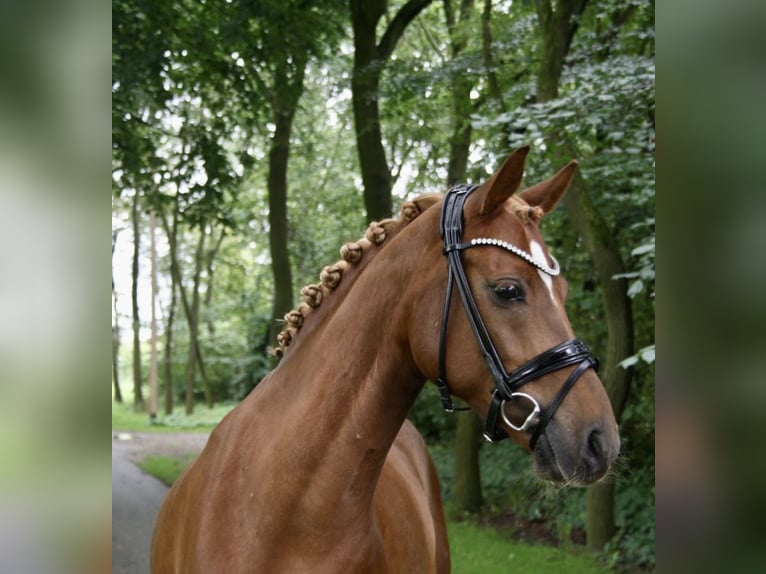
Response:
[531,420,620,485]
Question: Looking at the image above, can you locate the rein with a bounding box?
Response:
[436,184,598,448]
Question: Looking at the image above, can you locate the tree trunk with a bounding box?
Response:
[194,229,214,408]
[350,0,392,222]
[164,274,176,415]
[161,212,214,414]
[481,0,517,148]
[534,0,588,102]
[184,225,215,413]
[112,306,123,403]
[204,227,225,339]
[148,209,159,423]
[481,0,505,115]
[350,0,434,222]
[444,0,475,188]
[162,203,180,415]
[183,228,203,414]
[444,0,484,516]
[453,402,483,514]
[562,170,634,551]
[266,114,296,345]
[586,481,616,552]
[533,0,634,552]
[112,230,123,403]
[131,192,145,412]
[266,55,305,347]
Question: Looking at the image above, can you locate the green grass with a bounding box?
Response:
[112,398,235,433]
[140,453,611,573]
[138,454,197,486]
[448,520,610,574]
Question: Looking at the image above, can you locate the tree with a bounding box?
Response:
[163,234,177,415]
[443,0,484,516]
[350,0,435,221]
[208,0,346,347]
[149,209,160,422]
[162,217,215,414]
[112,229,123,404]
[444,0,476,187]
[130,191,145,412]
[186,226,210,412]
[532,0,637,552]
[264,32,307,347]
[114,0,255,410]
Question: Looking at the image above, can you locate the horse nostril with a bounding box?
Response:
[586,428,605,467]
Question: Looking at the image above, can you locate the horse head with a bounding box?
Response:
[408,146,619,485]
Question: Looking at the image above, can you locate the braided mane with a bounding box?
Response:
[274,193,442,358]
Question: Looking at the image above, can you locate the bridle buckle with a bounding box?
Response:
[500,392,542,433]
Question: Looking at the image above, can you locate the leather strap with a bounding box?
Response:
[436,184,599,448]
[528,357,597,450]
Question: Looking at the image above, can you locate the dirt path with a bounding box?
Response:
[112,431,210,574]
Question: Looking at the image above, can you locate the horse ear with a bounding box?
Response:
[476,145,530,216]
[518,160,578,216]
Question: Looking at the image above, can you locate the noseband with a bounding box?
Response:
[436,184,599,448]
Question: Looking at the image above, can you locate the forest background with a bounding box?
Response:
[112,0,655,570]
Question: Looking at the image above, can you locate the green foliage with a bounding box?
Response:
[156,402,237,430]
[408,384,458,443]
[606,355,655,568]
[606,465,655,569]
[615,219,655,300]
[427,429,655,570]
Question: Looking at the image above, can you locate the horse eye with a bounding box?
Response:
[493,283,523,301]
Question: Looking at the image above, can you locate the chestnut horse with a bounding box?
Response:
[151,147,619,573]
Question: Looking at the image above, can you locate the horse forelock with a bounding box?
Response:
[507,194,544,225]
[274,193,442,358]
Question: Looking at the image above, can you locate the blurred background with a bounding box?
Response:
[0,0,109,573]
[1,0,763,572]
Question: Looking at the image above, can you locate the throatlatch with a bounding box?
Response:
[436,184,599,448]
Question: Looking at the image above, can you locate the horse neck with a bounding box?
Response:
[284,224,428,440]
[247,217,434,511]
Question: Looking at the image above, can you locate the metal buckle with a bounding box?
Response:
[500,392,541,433]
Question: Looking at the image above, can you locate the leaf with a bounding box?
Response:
[620,346,655,370]
[619,355,639,369]
[613,271,639,280]
[627,279,644,298]
[631,242,655,256]
[640,346,655,364]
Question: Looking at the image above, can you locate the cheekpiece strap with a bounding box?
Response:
[435,184,478,413]
[483,391,509,443]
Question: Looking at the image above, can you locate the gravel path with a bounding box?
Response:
[112,431,210,574]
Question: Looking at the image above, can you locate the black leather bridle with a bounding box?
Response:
[435,184,599,448]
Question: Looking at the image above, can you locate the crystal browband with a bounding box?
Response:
[450,237,561,277]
